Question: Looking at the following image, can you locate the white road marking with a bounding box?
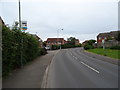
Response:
[81,61,100,74]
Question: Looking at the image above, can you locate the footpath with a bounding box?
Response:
[2,50,58,88]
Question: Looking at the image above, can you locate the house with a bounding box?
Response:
[82,40,89,47]
[97,31,120,47]
[46,38,65,47]
[75,39,80,45]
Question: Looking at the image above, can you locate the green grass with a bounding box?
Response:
[87,48,120,59]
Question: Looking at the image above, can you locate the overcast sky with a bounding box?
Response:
[1,0,119,42]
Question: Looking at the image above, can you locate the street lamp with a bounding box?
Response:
[57,29,63,49]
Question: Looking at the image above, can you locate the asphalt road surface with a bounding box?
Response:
[46,48,118,88]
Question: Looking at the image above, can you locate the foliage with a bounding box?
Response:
[87,40,96,45]
[110,46,120,50]
[115,31,120,41]
[61,43,81,49]
[84,44,94,50]
[67,37,76,45]
[51,45,59,50]
[42,42,46,47]
[2,26,47,77]
[38,48,47,55]
[83,39,96,50]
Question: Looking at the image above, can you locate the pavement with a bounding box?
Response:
[2,50,58,88]
[46,48,119,88]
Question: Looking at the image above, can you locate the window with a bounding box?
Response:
[99,37,101,40]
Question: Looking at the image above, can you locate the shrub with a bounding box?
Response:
[110,46,120,50]
[38,48,47,55]
[51,45,59,50]
[84,44,94,50]
[2,26,47,77]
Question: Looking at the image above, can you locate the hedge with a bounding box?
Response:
[84,44,94,50]
[50,44,81,50]
[110,46,120,50]
[2,26,46,77]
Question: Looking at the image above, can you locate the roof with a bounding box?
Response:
[75,39,79,42]
[97,31,119,38]
[31,34,42,40]
[46,38,64,42]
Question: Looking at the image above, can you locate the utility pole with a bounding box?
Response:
[19,0,21,31]
[19,0,23,68]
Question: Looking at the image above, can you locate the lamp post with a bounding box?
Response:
[57,29,63,49]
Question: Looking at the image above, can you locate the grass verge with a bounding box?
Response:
[87,48,120,60]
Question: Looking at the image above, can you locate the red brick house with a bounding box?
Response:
[97,31,119,47]
[46,38,66,47]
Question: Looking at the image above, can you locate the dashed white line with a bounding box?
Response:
[81,61,100,74]
[70,53,78,60]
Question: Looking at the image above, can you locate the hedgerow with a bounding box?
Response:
[2,26,46,77]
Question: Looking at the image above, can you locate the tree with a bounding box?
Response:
[67,37,76,45]
[12,21,19,30]
[87,39,96,45]
[83,39,96,50]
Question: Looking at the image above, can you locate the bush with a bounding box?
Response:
[75,44,81,47]
[84,44,94,50]
[38,48,47,55]
[51,45,59,50]
[2,26,47,77]
[110,46,120,50]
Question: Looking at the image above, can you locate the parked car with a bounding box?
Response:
[45,46,50,50]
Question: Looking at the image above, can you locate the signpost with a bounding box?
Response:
[102,39,105,55]
[102,39,105,49]
[19,0,27,68]
[21,21,27,31]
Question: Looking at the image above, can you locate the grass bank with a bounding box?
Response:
[87,48,120,59]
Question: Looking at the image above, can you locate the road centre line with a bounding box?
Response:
[81,61,100,74]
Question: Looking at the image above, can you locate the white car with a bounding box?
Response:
[45,46,50,50]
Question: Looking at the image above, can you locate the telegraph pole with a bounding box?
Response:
[19,0,21,31]
[19,0,23,68]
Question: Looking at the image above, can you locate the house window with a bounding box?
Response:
[99,37,101,40]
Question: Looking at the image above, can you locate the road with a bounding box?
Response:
[46,48,118,88]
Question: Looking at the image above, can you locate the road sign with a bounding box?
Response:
[21,21,27,30]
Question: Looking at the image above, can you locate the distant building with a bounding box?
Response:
[75,39,80,45]
[82,40,89,47]
[97,31,120,47]
[46,38,65,47]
